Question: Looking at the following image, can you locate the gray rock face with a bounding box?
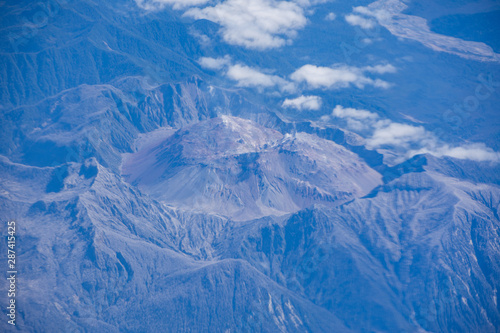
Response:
[123,116,382,220]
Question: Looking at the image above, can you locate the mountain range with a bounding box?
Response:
[1,0,499,332]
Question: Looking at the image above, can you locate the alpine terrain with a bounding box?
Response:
[0,0,499,332]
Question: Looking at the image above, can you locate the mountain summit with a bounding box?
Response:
[123,116,382,220]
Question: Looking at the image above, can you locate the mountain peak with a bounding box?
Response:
[162,115,283,160]
[123,116,382,220]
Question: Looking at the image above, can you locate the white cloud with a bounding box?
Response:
[198,58,394,93]
[282,95,322,111]
[333,105,378,120]
[410,144,500,162]
[325,12,336,21]
[328,104,500,163]
[343,6,390,30]
[291,65,358,89]
[135,0,208,10]
[198,56,231,70]
[353,6,390,22]
[292,0,328,6]
[226,64,293,91]
[184,0,308,49]
[363,64,397,74]
[368,122,427,148]
[331,105,380,131]
[345,14,376,29]
[197,56,295,91]
[290,64,394,89]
